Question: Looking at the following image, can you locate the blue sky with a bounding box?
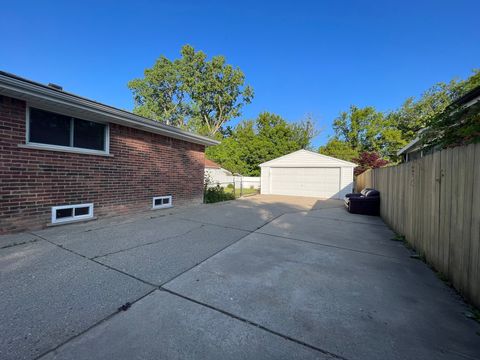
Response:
[1,0,478,147]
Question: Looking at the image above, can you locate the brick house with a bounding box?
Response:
[0,71,218,234]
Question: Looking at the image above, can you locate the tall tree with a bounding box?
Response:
[325,70,480,162]
[318,138,359,162]
[332,105,403,159]
[206,112,318,176]
[333,105,385,152]
[128,56,186,126]
[387,69,480,145]
[128,45,253,136]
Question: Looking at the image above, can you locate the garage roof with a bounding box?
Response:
[259,149,357,168]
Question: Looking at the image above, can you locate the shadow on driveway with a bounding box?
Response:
[1,195,479,360]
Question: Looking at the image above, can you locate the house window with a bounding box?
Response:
[51,203,94,224]
[28,107,108,153]
[152,196,173,209]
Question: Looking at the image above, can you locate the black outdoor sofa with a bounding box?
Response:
[344,188,380,216]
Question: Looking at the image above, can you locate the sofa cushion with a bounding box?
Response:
[364,189,380,197]
[360,188,370,196]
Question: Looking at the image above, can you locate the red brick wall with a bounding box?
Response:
[0,95,205,234]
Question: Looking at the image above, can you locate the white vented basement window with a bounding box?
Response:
[51,203,94,224]
[152,196,173,209]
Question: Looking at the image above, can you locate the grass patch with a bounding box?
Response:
[435,271,451,286]
[471,308,480,322]
[204,186,235,204]
[464,308,480,324]
[391,233,414,250]
[391,234,405,242]
[224,187,258,197]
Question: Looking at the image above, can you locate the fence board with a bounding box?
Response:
[469,144,480,303]
[356,143,480,308]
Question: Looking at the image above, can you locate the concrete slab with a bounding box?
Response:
[244,195,344,211]
[39,216,202,258]
[307,206,387,226]
[41,290,330,360]
[258,211,409,258]
[0,232,41,249]
[164,233,480,360]
[175,195,343,232]
[31,211,151,238]
[96,224,248,285]
[0,241,153,360]
[176,201,285,231]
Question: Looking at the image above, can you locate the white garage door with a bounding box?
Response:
[270,167,341,198]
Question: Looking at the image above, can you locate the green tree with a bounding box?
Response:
[332,105,404,160]
[387,69,480,145]
[318,138,359,162]
[422,101,480,149]
[333,105,385,153]
[206,112,318,176]
[326,70,480,162]
[128,45,253,136]
[128,56,186,126]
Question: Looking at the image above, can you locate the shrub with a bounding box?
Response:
[353,151,389,176]
[204,185,235,203]
[226,183,235,189]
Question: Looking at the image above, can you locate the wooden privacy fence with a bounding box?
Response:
[356,143,480,308]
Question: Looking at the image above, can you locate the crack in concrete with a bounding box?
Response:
[158,212,286,287]
[255,231,409,261]
[160,288,349,360]
[304,214,390,228]
[24,202,395,360]
[91,224,206,260]
[32,234,157,287]
[34,288,157,360]
[0,237,41,250]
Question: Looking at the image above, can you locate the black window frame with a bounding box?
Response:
[27,106,109,154]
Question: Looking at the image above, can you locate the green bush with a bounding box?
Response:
[204,185,235,203]
[226,183,235,189]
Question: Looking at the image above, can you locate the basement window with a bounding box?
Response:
[51,203,94,224]
[152,196,173,209]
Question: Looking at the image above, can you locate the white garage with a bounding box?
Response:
[259,150,356,199]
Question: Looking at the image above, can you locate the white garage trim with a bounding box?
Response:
[259,150,356,199]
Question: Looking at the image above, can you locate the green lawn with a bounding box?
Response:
[224,187,259,198]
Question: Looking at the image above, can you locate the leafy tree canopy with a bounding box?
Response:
[206,112,318,176]
[389,69,480,142]
[420,70,480,148]
[422,101,480,149]
[331,105,405,161]
[325,69,480,163]
[128,45,253,136]
[318,138,359,162]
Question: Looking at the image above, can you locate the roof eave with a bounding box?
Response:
[0,72,219,147]
[259,149,357,167]
[397,137,421,156]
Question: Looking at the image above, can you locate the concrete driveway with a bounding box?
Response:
[1,195,479,360]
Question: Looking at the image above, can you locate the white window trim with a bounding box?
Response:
[51,203,94,224]
[152,195,173,210]
[25,105,110,156]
